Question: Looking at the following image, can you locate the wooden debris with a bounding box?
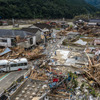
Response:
[29,69,48,81]
[82,56,100,86]
[0,46,45,61]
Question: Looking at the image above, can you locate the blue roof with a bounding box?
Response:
[0,48,11,56]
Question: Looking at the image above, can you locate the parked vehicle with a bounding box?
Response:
[0,58,28,72]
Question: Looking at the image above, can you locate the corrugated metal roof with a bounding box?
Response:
[0,48,11,56]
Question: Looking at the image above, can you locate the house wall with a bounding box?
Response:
[36,30,43,43]
[0,38,12,47]
[33,36,36,45]
[17,36,36,49]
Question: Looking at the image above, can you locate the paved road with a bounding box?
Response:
[0,70,27,94]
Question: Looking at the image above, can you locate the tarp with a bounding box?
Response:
[75,39,87,45]
[0,48,11,56]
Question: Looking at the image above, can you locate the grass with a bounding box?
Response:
[12,27,22,30]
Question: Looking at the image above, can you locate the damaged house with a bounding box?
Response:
[31,23,53,36]
[29,23,53,43]
[0,29,36,49]
[21,28,43,44]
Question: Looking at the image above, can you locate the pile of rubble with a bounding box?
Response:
[30,68,48,81]
[0,46,45,61]
[58,25,100,45]
[29,63,95,100]
[28,62,100,99]
[78,25,100,36]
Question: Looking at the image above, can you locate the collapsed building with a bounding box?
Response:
[0,29,39,49]
[21,28,43,44]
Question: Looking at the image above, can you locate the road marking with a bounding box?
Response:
[0,73,10,82]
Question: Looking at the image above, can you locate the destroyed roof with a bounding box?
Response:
[21,28,41,34]
[0,48,11,56]
[33,23,52,29]
[0,29,34,38]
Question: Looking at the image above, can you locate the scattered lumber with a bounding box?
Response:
[0,46,45,61]
[29,69,48,81]
[82,68,100,86]
[82,54,100,86]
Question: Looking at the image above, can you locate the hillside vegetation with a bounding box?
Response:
[85,0,100,9]
[0,0,98,19]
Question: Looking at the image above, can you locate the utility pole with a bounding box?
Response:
[12,18,14,27]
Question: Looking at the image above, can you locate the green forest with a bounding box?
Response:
[85,0,100,9]
[0,0,98,19]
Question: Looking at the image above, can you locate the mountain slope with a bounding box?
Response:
[85,0,100,9]
[0,0,98,19]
